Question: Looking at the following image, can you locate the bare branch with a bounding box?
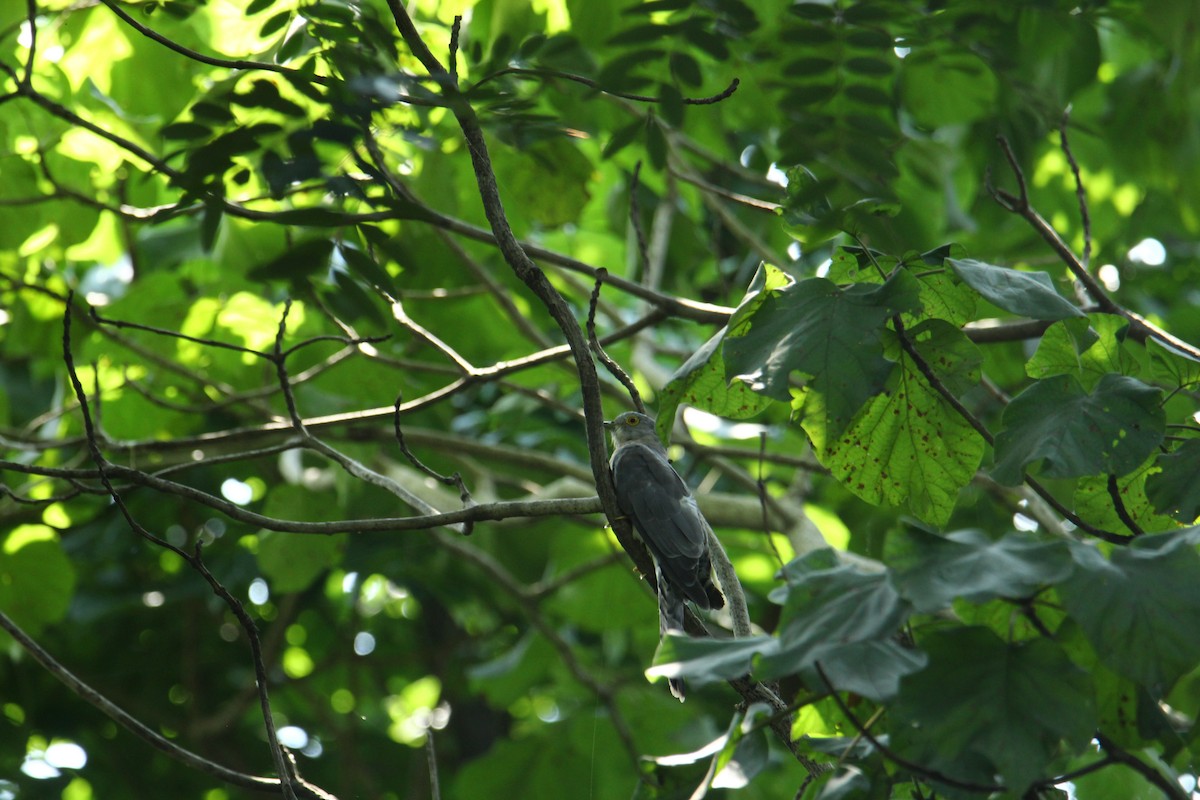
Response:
[0,610,337,800]
[62,293,309,800]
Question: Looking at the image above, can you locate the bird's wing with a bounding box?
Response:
[611,442,715,608]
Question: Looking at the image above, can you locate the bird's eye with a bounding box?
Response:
[626,416,639,426]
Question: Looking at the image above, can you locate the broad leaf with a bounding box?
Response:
[255,485,345,592]
[723,270,921,439]
[1026,314,1129,389]
[248,238,335,282]
[0,526,76,638]
[1074,457,1182,535]
[759,550,913,700]
[803,638,927,702]
[817,322,986,525]
[889,528,1074,612]
[1059,529,1200,694]
[798,767,873,800]
[1145,439,1200,522]
[892,627,1097,794]
[900,49,998,127]
[991,373,1165,485]
[949,258,1085,320]
[656,263,790,433]
[647,635,776,688]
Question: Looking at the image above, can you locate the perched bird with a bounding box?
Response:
[605,411,725,700]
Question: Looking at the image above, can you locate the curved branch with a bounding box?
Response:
[382,4,656,586]
[0,610,336,800]
[992,136,1200,362]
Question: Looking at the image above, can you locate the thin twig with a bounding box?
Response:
[425,732,441,800]
[587,269,645,413]
[1059,109,1092,271]
[992,135,1200,362]
[393,392,474,516]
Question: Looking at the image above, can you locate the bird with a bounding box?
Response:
[605,411,725,700]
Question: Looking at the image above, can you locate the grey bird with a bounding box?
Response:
[605,411,725,700]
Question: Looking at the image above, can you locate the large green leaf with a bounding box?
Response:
[1074,457,1182,535]
[0,526,76,638]
[647,635,776,690]
[899,48,998,127]
[1059,529,1200,694]
[757,550,915,700]
[255,485,345,592]
[817,322,986,525]
[1145,439,1200,522]
[889,528,1074,613]
[656,263,790,434]
[722,270,921,439]
[991,374,1165,485]
[949,258,1085,321]
[892,627,1097,794]
[493,138,594,228]
[1026,314,1130,391]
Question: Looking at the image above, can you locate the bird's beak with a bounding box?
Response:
[602,419,613,430]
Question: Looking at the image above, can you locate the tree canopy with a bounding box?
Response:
[3,0,1200,798]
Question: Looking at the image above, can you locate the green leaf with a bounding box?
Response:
[254,485,345,592]
[247,238,335,282]
[1056,621,1145,750]
[1059,529,1200,693]
[493,138,593,228]
[161,121,212,140]
[798,767,873,800]
[0,526,76,638]
[817,321,986,525]
[338,244,396,293]
[1146,337,1200,389]
[1027,314,1129,389]
[656,263,790,432]
[601,120,642,159]
[668,51,702,87]
[912,270,978,327]
[757,550,915,700]
[1074,456,1182,535]
[1071,760,1166,800]
[892,627,1097,794]
[723,270,921,439]
[1026,317,1099,379]
[949,258,1085,321]
[647,634,776,689]
[1145,439,1200,522]
[257,530,343,593]
[803,638,927,703]
[889,528,1074,613]
[991,374,1166,485]
[713,707,772,790]
[900,48,998,127]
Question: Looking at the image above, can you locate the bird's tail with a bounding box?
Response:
[656,564,688,702]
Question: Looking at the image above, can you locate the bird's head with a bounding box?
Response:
[604,411,660,446]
